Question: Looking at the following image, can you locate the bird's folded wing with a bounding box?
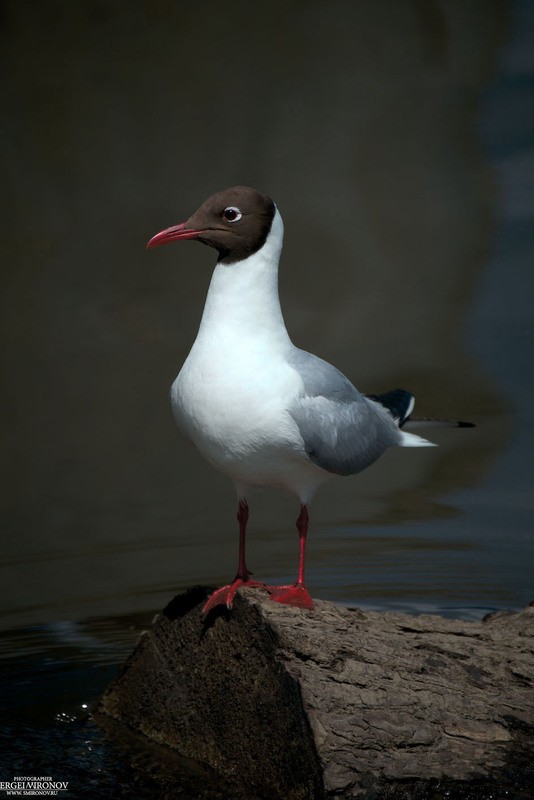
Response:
[286,349,400,476]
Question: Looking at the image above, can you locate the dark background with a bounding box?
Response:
[1,0,533,629]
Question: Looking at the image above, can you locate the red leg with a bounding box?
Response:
[203,499,268,612]
[268,504,314,610]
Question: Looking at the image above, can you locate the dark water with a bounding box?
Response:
[1,0,533,795]
[0,612,241,799]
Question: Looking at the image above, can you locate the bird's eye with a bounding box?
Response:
[223,206,242,222]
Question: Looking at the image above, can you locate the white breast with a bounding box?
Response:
[170,211,331,500]
[171,338,308,486]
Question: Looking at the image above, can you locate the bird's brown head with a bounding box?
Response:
[146,186,276,264]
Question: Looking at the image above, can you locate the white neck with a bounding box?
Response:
[194,208,291,348]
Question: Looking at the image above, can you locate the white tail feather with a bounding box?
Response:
[400,431,437,447]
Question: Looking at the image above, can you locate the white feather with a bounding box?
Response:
[400,431,437,447]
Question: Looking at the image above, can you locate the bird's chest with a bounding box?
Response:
[170,340,302,468]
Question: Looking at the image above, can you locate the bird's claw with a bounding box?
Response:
[203,579,315,613]
[202,578,268,613]
[268,583,314,610]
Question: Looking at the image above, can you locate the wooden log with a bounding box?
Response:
[96,587,534,799]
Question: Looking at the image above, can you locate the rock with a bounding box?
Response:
[96,587,534,799]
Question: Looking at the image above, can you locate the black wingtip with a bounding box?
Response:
[457,420,476,428]
[366,389,414,427]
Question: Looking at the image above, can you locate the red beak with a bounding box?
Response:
[146,222,204,249]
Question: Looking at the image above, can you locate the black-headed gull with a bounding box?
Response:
[147,186,468,612]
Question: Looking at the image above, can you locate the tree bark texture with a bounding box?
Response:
[97,587,534,799]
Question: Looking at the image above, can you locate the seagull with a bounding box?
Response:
[147,186,470,613]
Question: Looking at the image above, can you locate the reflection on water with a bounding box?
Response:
[0,613,241,799]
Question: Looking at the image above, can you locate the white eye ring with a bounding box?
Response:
[223,206,242,222]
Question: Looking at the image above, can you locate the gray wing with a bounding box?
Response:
[286,348,401,476]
